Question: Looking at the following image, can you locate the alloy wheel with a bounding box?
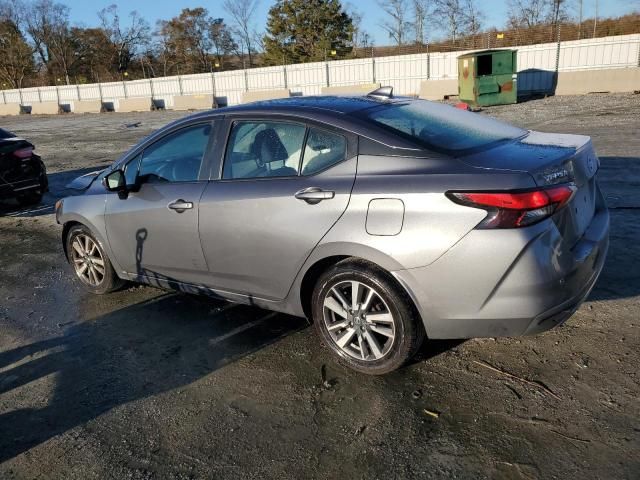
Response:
[322,280,396,361]
[70,234,105,287]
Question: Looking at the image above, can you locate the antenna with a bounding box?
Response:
[367,86,393,100]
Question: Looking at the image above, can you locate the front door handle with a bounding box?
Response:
[168,199,193,213]
[295,187,335,205]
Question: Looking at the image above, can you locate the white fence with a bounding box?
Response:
[1,33,638,109]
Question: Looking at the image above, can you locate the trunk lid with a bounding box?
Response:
[459,130,599,244]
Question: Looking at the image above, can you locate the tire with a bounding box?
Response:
[66,224,125,294]
[311,258,425,375]
[17,168,47,206]
[17,190,43,206]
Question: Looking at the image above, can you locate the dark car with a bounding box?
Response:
[0,127,48,206]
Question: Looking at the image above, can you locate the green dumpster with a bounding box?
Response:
[458,49,518,107]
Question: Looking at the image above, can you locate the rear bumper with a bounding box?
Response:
[0,178,43,199]
[0,155,46,199]
[393,190,610,339]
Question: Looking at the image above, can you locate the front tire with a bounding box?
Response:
[312,259,425,375]
[66,225,124,294]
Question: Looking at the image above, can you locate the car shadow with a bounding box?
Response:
[0,293,307,463]
[587,156,640,301]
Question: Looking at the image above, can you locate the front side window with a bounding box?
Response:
[124,153,141,185]
[223,121,306,179]
[301,128,347,175]
[138,123,211,183]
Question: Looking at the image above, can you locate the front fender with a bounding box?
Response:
[58,194,124,276]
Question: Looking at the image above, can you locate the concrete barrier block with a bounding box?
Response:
[241,89,290,104]
[556,68,640,95]
[73,100,103,113]
[320,83,380,95]
[117,97,152,112]
[172,94,215,111]
[418,79,459,100]
[30,102,60,115]
[0,104,21,116]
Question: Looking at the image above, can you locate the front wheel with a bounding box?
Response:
[312,259,425,375]
[66,225,125,294]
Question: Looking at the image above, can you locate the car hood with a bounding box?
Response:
[66,170,104,190]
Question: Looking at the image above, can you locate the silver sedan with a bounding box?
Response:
[56,90,609,374]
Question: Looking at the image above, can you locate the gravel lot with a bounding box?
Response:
[0,94,638,479]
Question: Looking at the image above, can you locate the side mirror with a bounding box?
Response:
[103,169,128,199]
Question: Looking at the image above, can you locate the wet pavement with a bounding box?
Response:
[0,94,639,479]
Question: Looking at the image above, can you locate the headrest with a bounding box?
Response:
[251,128,288,163]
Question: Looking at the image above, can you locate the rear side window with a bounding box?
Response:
[301,128,346,175]
[361,100,525,154]
[223,121,306,179]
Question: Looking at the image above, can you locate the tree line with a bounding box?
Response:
[0,0,636,89]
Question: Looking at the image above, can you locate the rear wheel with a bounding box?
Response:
[17,170,47,206]
[66,225,124,294]
[17,190,43,206]
[312,259,424,375]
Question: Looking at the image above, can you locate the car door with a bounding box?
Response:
[105,121,215,284]
[198,118,358,300]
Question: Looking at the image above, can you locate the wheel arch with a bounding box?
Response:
[61,220,83,261]
[297,248,424,334]
[59,212,124,276]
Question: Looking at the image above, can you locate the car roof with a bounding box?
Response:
[192,94,412,118]
[115,95,427,169]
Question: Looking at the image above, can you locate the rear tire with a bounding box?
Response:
[311,259,425,375]
[17,191,43,206]
[17,169,46,206]
[66,224,125,294]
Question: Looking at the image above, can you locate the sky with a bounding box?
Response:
[60,0,637,46]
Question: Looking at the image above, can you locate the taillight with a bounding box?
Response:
[13,147,33,159]
[446,184,576,228]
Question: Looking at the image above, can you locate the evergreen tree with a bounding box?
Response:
[263,0,354,64]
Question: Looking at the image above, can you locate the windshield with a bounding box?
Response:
[361,100,525,154]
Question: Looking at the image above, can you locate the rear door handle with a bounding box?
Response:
[168,199,193,212]
[295,187,335,204]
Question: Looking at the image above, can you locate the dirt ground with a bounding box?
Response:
[0,94,638,479]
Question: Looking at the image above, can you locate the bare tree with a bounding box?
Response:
[98,5,150,77]
[24,0,73,82]
[345,3,370,55]
[378,0,412,47]
[432,0,465,45]
[548,0,573,40]
[209,18,237,68]
[153,20,176,76]
[412,0,431,45]
[507,0,548,28]
[548,0,572,25]
[223,0,259,67]
[464,0,483,39]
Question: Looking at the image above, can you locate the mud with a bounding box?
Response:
[0,94,638,479]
